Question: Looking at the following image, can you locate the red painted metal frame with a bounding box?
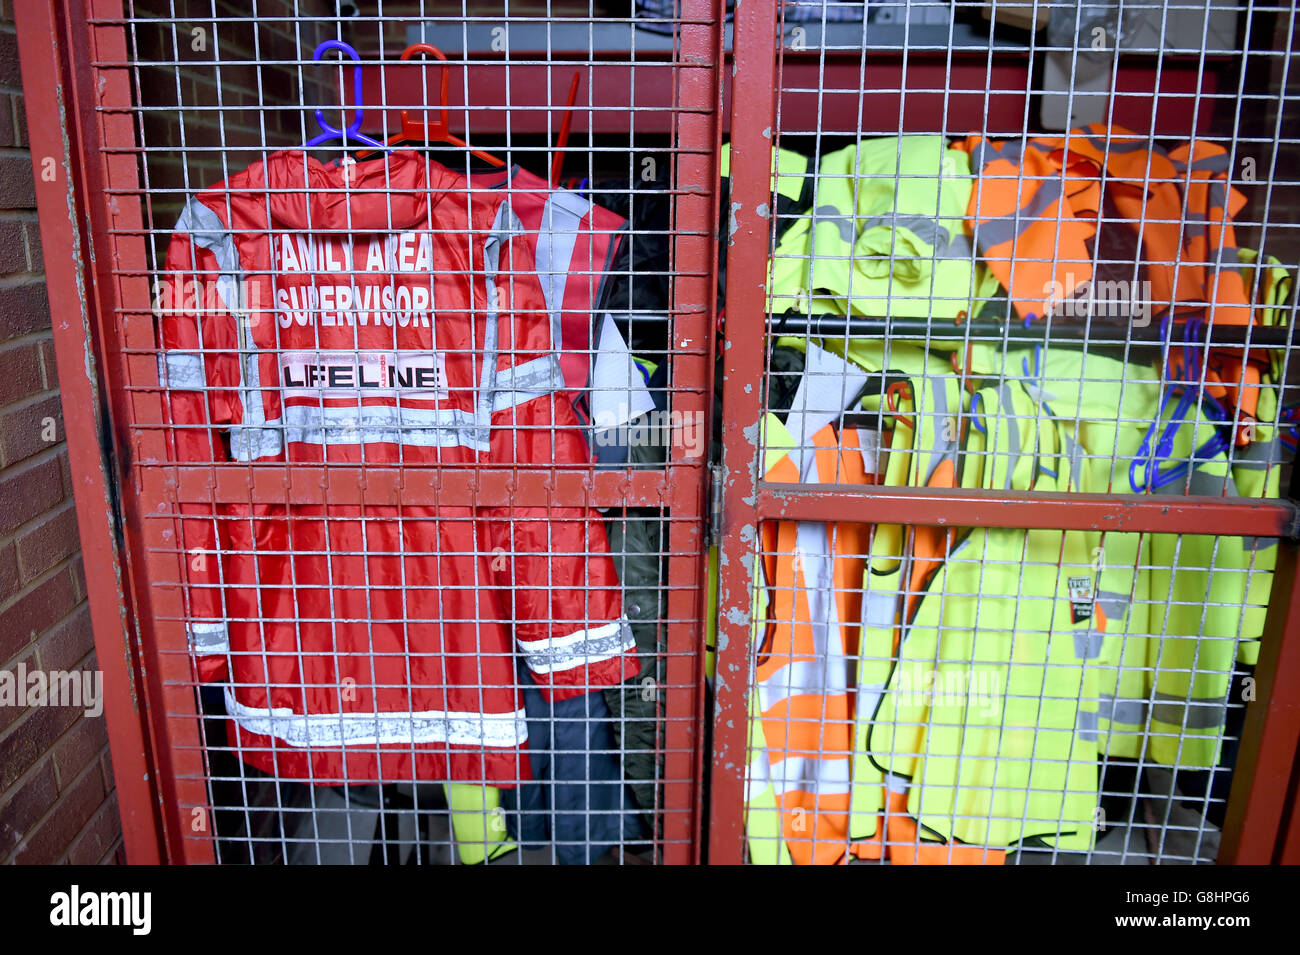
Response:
[710,0,780,866]
[661,0,726,865]
[1221,539,1300,863]
[758,486,1296,537]
[13,0,167,863]
[711,0,1298,866]
[24,0,723,863]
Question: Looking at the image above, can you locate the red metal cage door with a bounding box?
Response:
[711,0,1300,866]
[21,0,727,864]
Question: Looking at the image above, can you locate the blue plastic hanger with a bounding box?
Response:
[1129,314,1233,492]
[304,40,390,152]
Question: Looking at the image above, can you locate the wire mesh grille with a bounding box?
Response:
[68,0,1300,864]
[726,0,1298,864]
[93,0,720,864]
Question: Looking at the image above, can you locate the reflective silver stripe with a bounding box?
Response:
[782,343,869,479]
[1173,153,1232,174]
[536,188,590,352]
[810,208,971,263]
[491,354,565,412]
[997,382,1021,491]
[969,136,1052,170]
[968,140,1003,171]
[863,589,898,630]
[764,755,852,798]
[1207,244,1243,274]
[755,655,851,716]
[160,352,206,390]
[855,681,887,723]
[1076,709,1098,741]
[518,617,634,675]
[1235,437,1285,470]
[1152,692,1228,730]
[1189,468,1235,497]
[812,205,856,245]
[971,176,1066,252]
[1084,135,1147,155]
[270,404,490,452]
[1063,433,1084,487]
[1100,694,1148,726]
[1022,381,1060,405]
[885,773,909,795]
[1080,693,1149,738]
[923,375,956,486]
[175,199,278,457]
[856,213,950,249]
[1207,180,1229,213]
[479,200,515,419]
[945,232,974,261]
[187,621,229,655]
[1073,628,1105,660]
[1095,590,1129,621]
[224,688,528,748]
[1242,537,1278,552]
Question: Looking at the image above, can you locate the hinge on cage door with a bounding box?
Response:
[709,465,725,545]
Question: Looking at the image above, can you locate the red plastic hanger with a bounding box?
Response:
[551,72,580,187]
[359,42,505,167]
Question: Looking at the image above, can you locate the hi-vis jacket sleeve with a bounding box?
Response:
[157,220,241,682]
[485,229,636,701]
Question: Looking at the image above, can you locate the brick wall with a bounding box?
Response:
[0,0,123,864]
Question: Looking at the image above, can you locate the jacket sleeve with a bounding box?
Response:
[158,223,241,683]
[487,220,637,701]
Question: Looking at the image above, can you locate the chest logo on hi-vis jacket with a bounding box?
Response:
[279,350,449,401]
[1067,576,1095,624]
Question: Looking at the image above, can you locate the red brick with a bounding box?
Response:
[65,790,121,865]
[11,91,23,149]
[10,758,105,864]
[0,94,12,149]
[0,216,24,272]
[15,500,79,583]
[0,280,48,343]
[0,393,62,468]
[0,154,35,210]
[33,603,93,673]
[0,699,81,792]
[0,644,35,734]
[51,710,109,790]
[0,757,57,860]
[0,564,78,662]
[0,454,64,535]
[57,448,72,499]
[0,30,19,89]
[0,339,42,406]
[0,539,16,603]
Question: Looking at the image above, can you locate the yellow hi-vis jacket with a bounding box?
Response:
[781,137,986,321]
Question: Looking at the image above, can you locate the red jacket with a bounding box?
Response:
[158,150,635,783]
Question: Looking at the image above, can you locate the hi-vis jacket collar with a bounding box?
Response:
[243,148,462,231]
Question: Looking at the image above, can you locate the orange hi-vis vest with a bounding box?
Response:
[746,343,879,865]
[958,124,1264,441]
[750,423,875,865]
